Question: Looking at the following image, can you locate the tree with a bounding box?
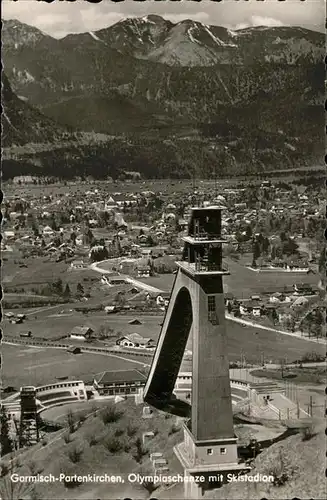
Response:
[146,234,155,247]
[31,220,39,237]
[115,293,126,307]
[66,409,75,433]
[133,437,147,463]
[282,238,299,257]
[0,406,14,456]
[76,283,84,297]
[269,308,278,325]
[89,245,109,263]
[53,279,63,296]
[70,232,77,246]
[84,228,94,246]
[245,225,252,240]
[252,240,261,267]
[227,302,233,314]
[262,237,270,255]
[63,284,71,299]
[51,218,58,232]
[318,246,325,274]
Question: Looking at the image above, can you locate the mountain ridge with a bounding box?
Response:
[1,16,324,179]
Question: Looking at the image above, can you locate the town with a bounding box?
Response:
[1,175,325,500]
[3,176,324,342]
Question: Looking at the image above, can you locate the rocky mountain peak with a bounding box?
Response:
[2,18,50,48]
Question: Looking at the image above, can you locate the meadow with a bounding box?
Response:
[2,312,324,390]
[1,344,147,389]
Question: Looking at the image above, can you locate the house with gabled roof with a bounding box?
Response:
[70,326,94,341]
[93,369,147,397]
[116,333,155,349]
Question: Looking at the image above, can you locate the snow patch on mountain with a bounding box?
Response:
[227,29,238,37]
[89,32,101,42]
[187,28,200,44]
[204,26,237,48]
[142,16,155,25]
[204,26,223,46]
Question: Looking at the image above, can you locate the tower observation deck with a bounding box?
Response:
[178,206,230,275]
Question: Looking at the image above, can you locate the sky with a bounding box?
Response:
[2,0,325,38]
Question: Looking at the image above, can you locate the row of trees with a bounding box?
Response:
[41,280,85,299]
[0,407,14,457]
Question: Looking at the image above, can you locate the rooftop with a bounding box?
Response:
[70,326,94,336]
[95,369,147,385]
[182,235,227,245]
[122,332,152,343]
[190,205,226,211]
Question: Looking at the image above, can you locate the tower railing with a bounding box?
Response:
[194,260,229,273]
[191,232,224,241]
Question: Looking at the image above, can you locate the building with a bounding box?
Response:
[291,296,309,309]
[70,326,94,341]
[137,262,151,278]
[4,230,15,240]
[155,292,171,308]
[116,333,155,349]
[67,346,81,354]
[42,225,54,236]
[278,307,295,323]
[35,381,87,407]
[70,260,87,269]
[104,305,118,314]
[293,283,314,295]
[20,331,32,338]
[93,369,147,397]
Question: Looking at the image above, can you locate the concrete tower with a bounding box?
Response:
[144,206,247,498]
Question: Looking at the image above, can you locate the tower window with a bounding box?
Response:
[208,296,218,323]
[220,448,227,455]
[207,448,213,455]
[208,296,216,313]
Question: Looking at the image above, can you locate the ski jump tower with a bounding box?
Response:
[19,386,39,448]
[144,206,246,499]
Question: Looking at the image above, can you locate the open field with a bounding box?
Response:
[4,169,323,199]
[4,310,163,340]
[2,309,324,390]
[137,258,319,298]
[250,366,326,385]
[3,257,98,289]
[224,258,320,298]
[1,344,148,389]
[138,273,175,292]
[5,304,325,363]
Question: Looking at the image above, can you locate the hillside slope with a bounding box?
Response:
[0,400,324,500]
[1,73,69,147]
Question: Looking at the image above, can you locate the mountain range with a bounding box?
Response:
[2,16,325,179]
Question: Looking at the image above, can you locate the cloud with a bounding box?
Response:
[233,16,284,31]
[251,16,284,27]
[1,0,324,38]
[159,12,210,25]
